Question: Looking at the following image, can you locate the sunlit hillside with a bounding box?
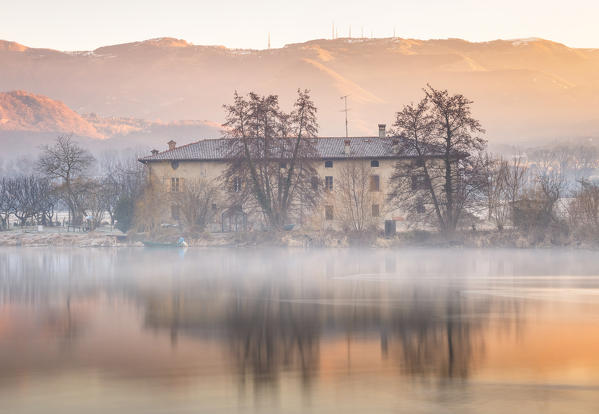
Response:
[1,36,598,142]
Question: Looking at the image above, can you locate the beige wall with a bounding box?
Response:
[311,158,408,230]
[144,157,412,231]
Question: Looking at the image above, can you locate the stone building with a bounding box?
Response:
[138,125,448,232]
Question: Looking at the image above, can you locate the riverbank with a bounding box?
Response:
[1,226,596,249]
[0,229,131,247]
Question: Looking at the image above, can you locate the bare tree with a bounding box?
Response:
[37,135,95,225]
[3,175,55,226]
[536,169,566,217]
[34,176,57,225]
[485,154,528,230]
[388,86,487,233]
[81,181,108,229]
[336,162,380,232]
[170,178,219,232]
[484,155,509,230]
[513,167,566,231]
[568,180,599,238]
[503,155,529,208]
[11,176,38,225]
[98,153,146,227]
[0,177,16,229]
[221,89,321,229]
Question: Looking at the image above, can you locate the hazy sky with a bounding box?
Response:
[2,0,598,50]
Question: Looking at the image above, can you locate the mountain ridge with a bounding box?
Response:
[1,36,598,142]
[0,90,102,138]
[0,90,222,154]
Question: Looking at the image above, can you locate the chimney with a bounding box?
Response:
[167,140,176,151]
[344,139,351,155]
[151,149,159,156]
[378,124,386,138]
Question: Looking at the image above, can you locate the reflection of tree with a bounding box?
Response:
[3,247,532,399]
[141,276,521,388]
[138,250,524,391]
[40,294,84,350]
[381,285,521,380]
[226,280,320,391]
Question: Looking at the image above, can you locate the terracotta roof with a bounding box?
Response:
[139,136,448,163]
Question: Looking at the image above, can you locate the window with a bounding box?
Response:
[415,158,424,167]
[311,176,319,191]
[325,205,334,220]
[372,204,380,217]
[325,160,333,168]
[416,200,426,214]
[411,174,427,190]
[325,176,333,191]
[369,175,380,192]
[371,160,379,167]
[170,177,180,192]
[233,177,242,192]
[171,205,180,220]
[279,162,287,169]
[212,203,217,211]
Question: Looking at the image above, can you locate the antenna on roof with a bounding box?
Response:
[349,25,351,39]
[332,21,335,39]
[268,32,271,49]
[340,95,350,138]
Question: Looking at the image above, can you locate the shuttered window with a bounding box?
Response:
[369,175,380,192]
[171,177,180,193]
[325,176,333,191]
[233,177,242,192]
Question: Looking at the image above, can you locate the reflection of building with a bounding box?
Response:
[138,125,451,231]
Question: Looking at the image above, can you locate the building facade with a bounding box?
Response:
[139,126,445,232]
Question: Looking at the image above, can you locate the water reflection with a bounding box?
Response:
[1,248,599,412]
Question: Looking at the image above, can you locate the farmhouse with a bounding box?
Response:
[138,125,449,232]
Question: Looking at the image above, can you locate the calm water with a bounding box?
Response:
[1,247,599,413]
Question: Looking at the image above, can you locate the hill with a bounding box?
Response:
[0,37,598,143]
[0,90,102,138]
[0,90,221,155]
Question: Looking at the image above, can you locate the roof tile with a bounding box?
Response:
[139,136,439,162]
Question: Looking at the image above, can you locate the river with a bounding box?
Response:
[1,247,598,413]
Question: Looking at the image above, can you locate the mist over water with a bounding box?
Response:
[1,248,599,413]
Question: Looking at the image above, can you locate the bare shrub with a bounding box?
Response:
[513,169,566,231]
[336,162,380,232]
[568,180,599,239]
[485,155,528,230]
[170,178,219,232]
